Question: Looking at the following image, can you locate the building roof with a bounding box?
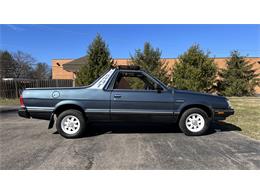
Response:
[63,56,132,72]
[63,56,88,72]
[62,56,260,73]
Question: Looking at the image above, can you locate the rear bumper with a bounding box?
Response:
[18,107,30,118]
[18,107,53,120]
[214,108,234,121]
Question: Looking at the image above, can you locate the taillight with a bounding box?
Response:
[20,95,25,107]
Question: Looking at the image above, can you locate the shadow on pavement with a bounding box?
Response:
[80,123,180,137]
[211,121,242,132]
[70,121,242,138]
[51,121,242,138]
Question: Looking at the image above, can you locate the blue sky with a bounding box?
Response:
[0,24,259,67]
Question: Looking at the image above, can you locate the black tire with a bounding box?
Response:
[56,109,86,138]
[179,108,210,136]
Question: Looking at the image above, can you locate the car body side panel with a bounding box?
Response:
[22,88,111,121]
[172,89,231,120]
[19,68,233,125]
[110,89,174,122]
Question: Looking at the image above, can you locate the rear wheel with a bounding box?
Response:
[179,108,210,136]
[56,109,86,138]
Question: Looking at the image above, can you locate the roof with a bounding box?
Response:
[61,56,260,73]
[62,56,131,72]
[62,56,87,72]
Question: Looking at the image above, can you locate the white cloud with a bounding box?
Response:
[6,24,24,31]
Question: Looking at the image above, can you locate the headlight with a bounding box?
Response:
[227,99,232,109]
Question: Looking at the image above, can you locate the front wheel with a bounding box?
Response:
[56,109,86,138]
[179,108,211,136]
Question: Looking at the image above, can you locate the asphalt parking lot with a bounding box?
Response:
[0,111,260,170]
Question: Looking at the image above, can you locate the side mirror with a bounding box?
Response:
[155,84,163,93]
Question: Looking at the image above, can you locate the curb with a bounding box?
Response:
[0,107,19,113]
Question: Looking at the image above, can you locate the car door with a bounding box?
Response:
[110,70,174,122]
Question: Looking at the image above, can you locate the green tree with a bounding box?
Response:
[0,50,16,78]
[76,34,114,86]
[130,42,170,85]
[172,44,217,92]
[219,51,260,96]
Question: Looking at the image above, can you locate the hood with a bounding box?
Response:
[173,89,226,100]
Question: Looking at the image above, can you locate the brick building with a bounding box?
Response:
[52,57,260,93]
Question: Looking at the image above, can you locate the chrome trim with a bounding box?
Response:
[214,109,234,113]
[26,106,54,112]
[111,109,173,115]
[85,109,110,113]
[85,108,173,115]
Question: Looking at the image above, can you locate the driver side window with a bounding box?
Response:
[113,71,159,90]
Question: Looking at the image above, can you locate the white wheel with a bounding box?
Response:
[185,113,205,132]
[61,115,81,135]
[57,109,86,138]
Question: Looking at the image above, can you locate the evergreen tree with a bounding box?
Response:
[172,44,217,92]
[130,42,170,85]
[0,50,16,78]
[76,34,114,86]
[219,51,259,96]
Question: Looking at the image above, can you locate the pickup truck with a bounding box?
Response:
[18,66,234,138]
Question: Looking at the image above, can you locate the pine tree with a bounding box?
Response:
[0,50,16,78]
[130,42,170,85]
[172,44,217,92]
[76,34,114,86]
[219,51,260,96]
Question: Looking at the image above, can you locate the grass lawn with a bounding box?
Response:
[0,98,20,106]
[0,97,259,140]
[226,97,260,140]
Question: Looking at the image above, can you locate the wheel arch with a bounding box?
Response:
[48,100,87,129]
[53,103,85,117]
[178,104,213,121]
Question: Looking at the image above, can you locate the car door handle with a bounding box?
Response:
[114,94,122,99]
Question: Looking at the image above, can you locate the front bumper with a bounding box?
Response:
[18,107,30,118]
[214,108,234,121]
